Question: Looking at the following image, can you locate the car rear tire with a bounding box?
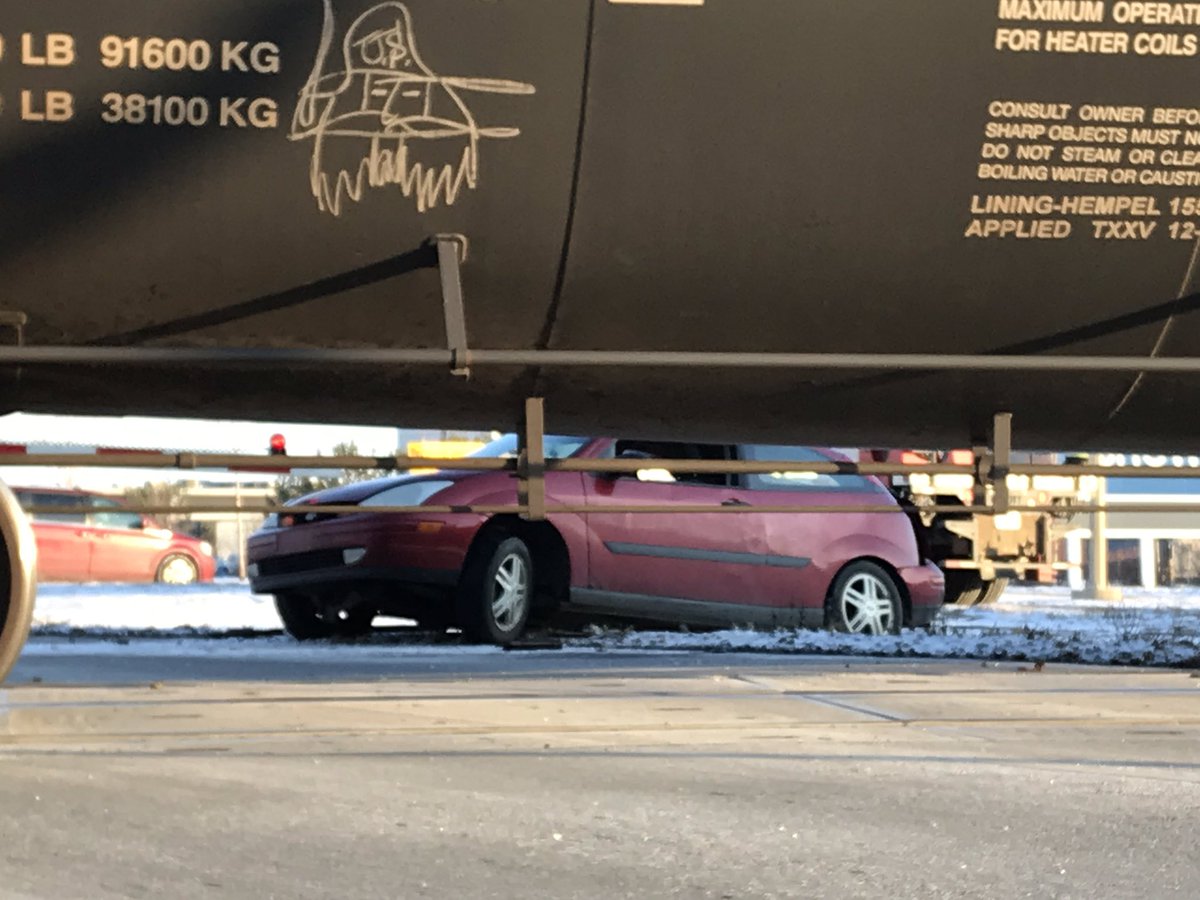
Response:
[827,561,902,636]
[456,534,533,646]
[156,554,199,585]
[274,593,334,640]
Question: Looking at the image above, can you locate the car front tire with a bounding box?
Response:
[455,533,533,646]
[156,553,199,585]
[827,561,902,636]
[274,593,334,640]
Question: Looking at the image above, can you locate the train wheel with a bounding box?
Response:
[945,571,985,607]
[978,578,1010,605]
[0,482,38,683]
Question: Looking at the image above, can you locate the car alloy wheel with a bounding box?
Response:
[490,551,530,634]
[157,554,199,585]
[829,562,901,635]
[456,533,534,645]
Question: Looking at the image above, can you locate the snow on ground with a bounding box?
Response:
[30,580,285,635]
[583,585,1200,667]
[25,580,1200,667]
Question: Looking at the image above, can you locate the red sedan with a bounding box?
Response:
[13,487,216,584]
[247,437,944,644]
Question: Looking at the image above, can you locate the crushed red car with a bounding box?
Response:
[247,436,944,644]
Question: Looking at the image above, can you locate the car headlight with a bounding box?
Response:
[360,480,454,508]
[200,541,214,557]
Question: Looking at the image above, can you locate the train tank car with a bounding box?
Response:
[0,0,1198,451]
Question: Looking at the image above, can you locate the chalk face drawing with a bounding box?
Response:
[290,1,536,217]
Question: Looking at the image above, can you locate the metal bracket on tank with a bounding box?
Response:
[0,311,27,347]
[435,234,471,378]
[974,412,1012,515]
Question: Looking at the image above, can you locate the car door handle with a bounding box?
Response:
[721,498,751,507]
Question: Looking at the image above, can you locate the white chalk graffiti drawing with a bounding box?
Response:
[290,1,536,216]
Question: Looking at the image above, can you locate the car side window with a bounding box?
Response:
[27,492,87,524]
[612,440,734,487]
[741,446,884,493]
[88,497,144,530]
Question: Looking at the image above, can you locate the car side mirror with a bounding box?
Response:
[636,468,676,484]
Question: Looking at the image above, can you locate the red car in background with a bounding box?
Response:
[248,437,943,644]
[13,487,216,584]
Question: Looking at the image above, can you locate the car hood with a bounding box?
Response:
[287,473,467,506]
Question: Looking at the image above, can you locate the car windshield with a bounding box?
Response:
[468,434,589,459]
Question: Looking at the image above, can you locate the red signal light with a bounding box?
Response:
[269,433,287,456]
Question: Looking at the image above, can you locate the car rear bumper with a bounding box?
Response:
[198,555,217,583]
[900,561,945,627]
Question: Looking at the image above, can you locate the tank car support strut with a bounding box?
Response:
[435,233,471,378]
[972,413,1013,515]
[438,231,547,516]
[964,412,1014,587]
[991,412,1012,515]
[518,397,547,521]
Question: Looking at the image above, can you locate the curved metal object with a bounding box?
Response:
[0,481,38,683]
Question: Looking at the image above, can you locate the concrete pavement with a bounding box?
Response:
[2,646,1199,898]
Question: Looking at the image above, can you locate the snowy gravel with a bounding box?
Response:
[30,580,283,635]
[25,580,1200,667]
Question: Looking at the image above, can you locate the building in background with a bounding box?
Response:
[173,478,276,574]
[405,437,491,473]
[1061,454,1200,590]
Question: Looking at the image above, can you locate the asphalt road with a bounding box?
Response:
[2,645,1199,899]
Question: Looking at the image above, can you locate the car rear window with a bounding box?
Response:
[741,446,885,493]
[19,491,87,523]
[88,498,144,530]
